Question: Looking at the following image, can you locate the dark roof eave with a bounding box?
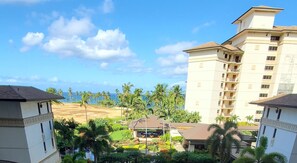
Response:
[250,102,297,109]
[232,7,283,24]
[184,46,243,54]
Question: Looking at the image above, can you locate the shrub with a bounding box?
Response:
[172,136,183,143]
[111,123,123,131]
[172,151,216,163]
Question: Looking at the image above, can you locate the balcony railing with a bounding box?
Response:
[223,97,236,100]
[225,79,238,82]
[227,69,240,73]
[224,88,237,91]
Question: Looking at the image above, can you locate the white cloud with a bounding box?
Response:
[48,16,95,37]
[43,29,134,60]
[8,39,13,44]
[22,32,44,46]
[155,41,196,55]
[155,41,196,76]
[49,76,59,82]
[100,62,108,68]
[192,21,215,34]
[20,32,44,52]
[102,0,114,14]
[0,0,46,4]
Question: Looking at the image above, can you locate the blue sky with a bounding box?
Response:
[0,0,296,92]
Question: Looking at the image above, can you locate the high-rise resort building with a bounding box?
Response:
[184,6,297,124]
[0,86,63,163]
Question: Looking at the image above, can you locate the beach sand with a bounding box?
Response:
[52,103,122,123]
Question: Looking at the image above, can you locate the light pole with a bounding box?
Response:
[145,117,148,154]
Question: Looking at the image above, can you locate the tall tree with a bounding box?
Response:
[230,114,241,123]
[54,118,78,154]
[245,115,254,125]
[79,92,90,122]
[58,89,63,96]
[206,121,241,163]
[46,87,62,104]
[152,84,168,114]
[234,136,286,163]
[215,115,225,124]
[68,87,73,102]
[76,119,110,163]
[187,112,202,123]
[170,85,184,110]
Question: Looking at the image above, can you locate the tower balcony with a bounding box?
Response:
[224,88,237,92]
[222,96,236,101]
[227,59,241,64]
[227,69,240,73]
[225,78,238,83]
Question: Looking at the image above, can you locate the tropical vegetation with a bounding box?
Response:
[234,136,287,163]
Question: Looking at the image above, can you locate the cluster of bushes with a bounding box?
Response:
[99,150,215,163]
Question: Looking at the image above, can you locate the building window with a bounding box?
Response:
[43,142,47,152]
[49,121,52,130]
[265,66,274,70]
[46,102,50,113]
[271,36,280,41]
[262,126,266,134]
[259,93,268,97]
[223,64,226,69]
[222,73,225,78]
[218,101,221,106]
[266,56,276,61]
[273,128,277,138]
[266,107,270,118]
[38,103,41,115]
[51,138,55,148]
[221,83,224,88]
[219,92,222,96]
[224,54,228,59]
[263,75,272,79]
[256,110,263,114]
[254,119,260,122]
[277,109,282,120]
[40,123,44,133]
[261,84,270,89]
[268,46,278,51]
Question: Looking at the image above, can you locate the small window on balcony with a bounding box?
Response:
[224,54,228,59]
[256,110,263,114]
[263,75,272,79]
[259,93,268,97]
[266,56,276,61]
[254,119,260,122]
[268,46,278,51]
[265,66,274,70]
[271,36,280,41]
[262,125,266,134]
[261,84,270,89]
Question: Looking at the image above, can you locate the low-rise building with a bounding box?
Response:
[251,94,297,163]
[0,86,63,163]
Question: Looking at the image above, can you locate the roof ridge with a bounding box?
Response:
[9,85,26,101]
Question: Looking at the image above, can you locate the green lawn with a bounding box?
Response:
[110,130,132,141]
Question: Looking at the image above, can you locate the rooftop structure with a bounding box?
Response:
[184,6,297,124]
[0,85,63,163]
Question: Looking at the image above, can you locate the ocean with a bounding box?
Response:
[60,92,119,105]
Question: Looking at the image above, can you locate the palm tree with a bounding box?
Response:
[234,136,287,163]
[152,84,168,111]
[215,115,225,124]
[79,92,90,122]
[186,112,202,123]
[46,87,62,104]
[54,118,78,154]
[206,121,241,163]
[230,114,240,123]
[68,87,73,102]
[169,85,184,110]
[58,89,63,96]
[245,115,254,125]
[76,120,110,163]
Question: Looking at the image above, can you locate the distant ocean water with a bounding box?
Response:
[60,92,119,105]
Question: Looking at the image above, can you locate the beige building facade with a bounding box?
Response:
[184,6,297,124]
